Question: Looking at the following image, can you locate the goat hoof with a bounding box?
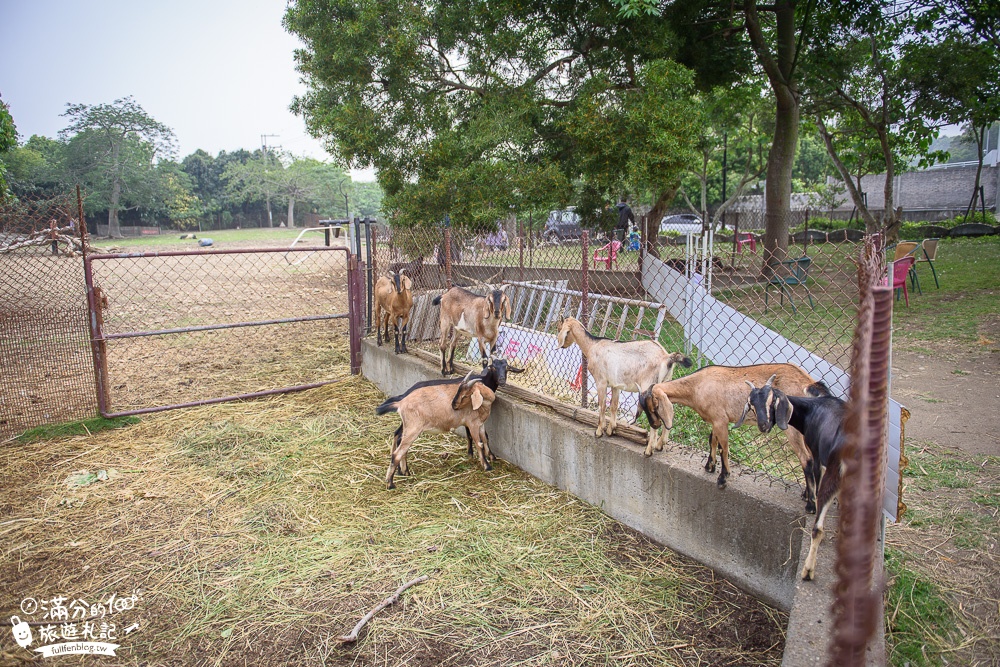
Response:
[643,448,653,457]
[805,500,816,514]
[485,462,493,472]
[595,428,604,438]
[705,461,716,473]
[801,569,814,581]
[716,475,728,488]
[387,482,396,490]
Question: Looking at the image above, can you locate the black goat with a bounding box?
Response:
[742,377,847,580]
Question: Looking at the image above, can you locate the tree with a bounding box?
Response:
[223,150,283,227]
[0,95,17,201]
[804,3,941,238]
[60,97,175,237]
[677,83,771,230]
[902,32,1000,220]
[285,0,695,244]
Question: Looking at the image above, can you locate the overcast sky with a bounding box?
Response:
[0,0,376,180]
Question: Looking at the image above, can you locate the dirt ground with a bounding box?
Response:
[892,343,1000,458]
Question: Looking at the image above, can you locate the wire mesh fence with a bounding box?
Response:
[0,191,94,440]
[86,247,354,416]
[371,209,867,487]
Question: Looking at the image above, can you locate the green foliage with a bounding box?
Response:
[885,548,957,667]
[0,95,17,200]
[16,416,140,443]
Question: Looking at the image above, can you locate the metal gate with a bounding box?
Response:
[84,246,363,418]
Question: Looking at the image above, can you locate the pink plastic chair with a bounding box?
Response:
[592,240,622,270]
[736,232,757,253]
[892,257,916,306]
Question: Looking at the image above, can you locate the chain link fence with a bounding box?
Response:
[0,191,94,440]
[86,247,355,416]
[371,209,867,487]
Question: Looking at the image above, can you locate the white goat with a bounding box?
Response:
[556,316,690,448]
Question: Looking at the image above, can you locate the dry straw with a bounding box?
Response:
[1,371,785,665]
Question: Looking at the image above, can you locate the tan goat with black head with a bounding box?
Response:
[432,286,511,374]
[374,269,413,354]
[376,370,497,490]
[556,316,690,447]
[638,363,829,502]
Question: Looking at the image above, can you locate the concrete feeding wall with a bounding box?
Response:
[362,339,806,611]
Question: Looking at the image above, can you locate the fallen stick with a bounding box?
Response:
[336,574,430,643]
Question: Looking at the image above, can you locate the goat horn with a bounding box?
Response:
[764,374,777,388]
[398,268,406,275]
[745,380,756,390]
[460,369,478,385]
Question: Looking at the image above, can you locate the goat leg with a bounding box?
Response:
[595,379,608,438]
[715,425,730,488]
[606,388,620,436]
[801,464,840,580]
[400,323,409,353]
[704,432,717,473]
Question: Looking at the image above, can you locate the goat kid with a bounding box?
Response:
[374,269,414,354]
[376,370,497,490]
[639,364,828,494]
[556,316,690,446]
[433,286,511,374]
[744,378,847,580]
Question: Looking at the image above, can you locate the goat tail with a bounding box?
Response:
[375,397,400,415]
[431,295,442,306]
[806,381,831,397]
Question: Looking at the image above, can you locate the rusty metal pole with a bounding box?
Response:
[347,255,363,374]
[443,227,453,289]
[83,257,111,415]
[76,185,89,257]
[580,230,589,409]
[518,235,524,283]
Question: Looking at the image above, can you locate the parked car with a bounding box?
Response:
[543,208,583,243]
[659,213,703,236]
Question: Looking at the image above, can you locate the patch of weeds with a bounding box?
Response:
[885,548,957,667]
[15,416,140,443]
[905,507,990,549]
[972,492,1000,508]
[951,368,971,376]
[904,446,978,491]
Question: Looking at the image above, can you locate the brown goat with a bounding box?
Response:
[432,286,511,374]
[374,269,414,354]
[376,371,497,489]
[638,363,828,503]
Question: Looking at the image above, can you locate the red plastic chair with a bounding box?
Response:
[736,232,757,253]
[892,257,916,306]
[592,240,622,270]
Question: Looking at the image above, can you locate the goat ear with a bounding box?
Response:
[501,294,511,320]
[471,387,484,410]
[774,391,792,430]
[639,389,659,427]
[402,276,412,291]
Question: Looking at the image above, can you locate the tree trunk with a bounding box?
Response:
[108,143,124,239]
[266,194,274,228]
[964,124,986,221]
[287,198,296,228]
[745,0,799,276]
[644,182,681,260]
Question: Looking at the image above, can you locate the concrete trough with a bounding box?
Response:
[360,340,884,664]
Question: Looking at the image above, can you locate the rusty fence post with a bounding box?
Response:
[76,185,88,257]
[518,235,524,283]
[347,255,363,374]
[443,227,453,289]
[580,230,589,409]
[83,257,111,415]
